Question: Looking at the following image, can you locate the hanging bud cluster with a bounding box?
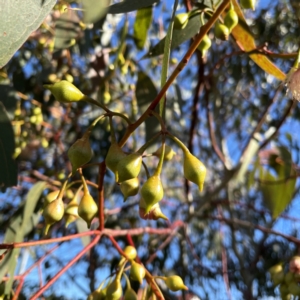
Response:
[269,256,300,298]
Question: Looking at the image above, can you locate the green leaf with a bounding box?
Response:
[260,166,296,219]
[0,0,56,67]
[0,101,17,192]
[133,7,153,50]
[108,0,158,14]
[145,15,201,58]
[54,10,81,50]
[82,0,109,24]
[135,71,159,142]
[231,0,285,81]
[76,219,91,247]
[0,182,46,286]
[160,0,179,117]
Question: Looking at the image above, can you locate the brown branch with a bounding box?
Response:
[259,100,296,149]
[206,215,300,245]
[205,85,226,165]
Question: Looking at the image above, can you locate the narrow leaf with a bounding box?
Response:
[54,10,81,50]
[260,166,296,219]
[145,15,201,58]
[108,0,158,14]
[160,0,179,117]
[133,7,153,50]
[82,0,109,24]
[231,0,285,81]
[135,71,159,142]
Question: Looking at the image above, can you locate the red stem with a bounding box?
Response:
[30,235,101,300]
[98,161,106,231]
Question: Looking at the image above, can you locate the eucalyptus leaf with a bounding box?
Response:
[0,0,56,67]
[0,101,17,192]
[108,0,158,14]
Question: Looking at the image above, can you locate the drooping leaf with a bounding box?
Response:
[135,71,159,142]
[145,15,201,58]
[133,7,153,50]
[82,0,109,24]
[108,0,158,14]
[0,101,17,192]
[0,0,56,67]
[54,10,81,50]
[259,164,296,219]
[231,0,285,81]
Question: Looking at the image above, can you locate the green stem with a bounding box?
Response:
[137,131,162,154]
[150,110,167,132]
[142,160,151,179]
[57,174,72,199]
[167,132,189,155]
[109,116,117,144]
[79,169,89,194]
[116,260,126,281]
[154,137,165,176]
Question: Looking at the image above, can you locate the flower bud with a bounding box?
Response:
[183,151,206,191]
[214,22,229,41]
[197,34,212,58]
[240,0,256,10]
[124,246,137,260]
[173,13,189,30]
[44,190,60,205]
[124,287,138,300]
[139,200,168,221]
[224,7,239,33]
[43,197,65,235]
[153,145,176,161]
[165,275,188,292]
[140,175,164,214]
[64,197,79,228]
[78,190,98,228]
[120,178,139,201]
[44,80,85,103]
[68,133,93,174]
[105,143,127,181]
[130,261,146,284]
[106,279,123,300]
[117,153,142,183]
